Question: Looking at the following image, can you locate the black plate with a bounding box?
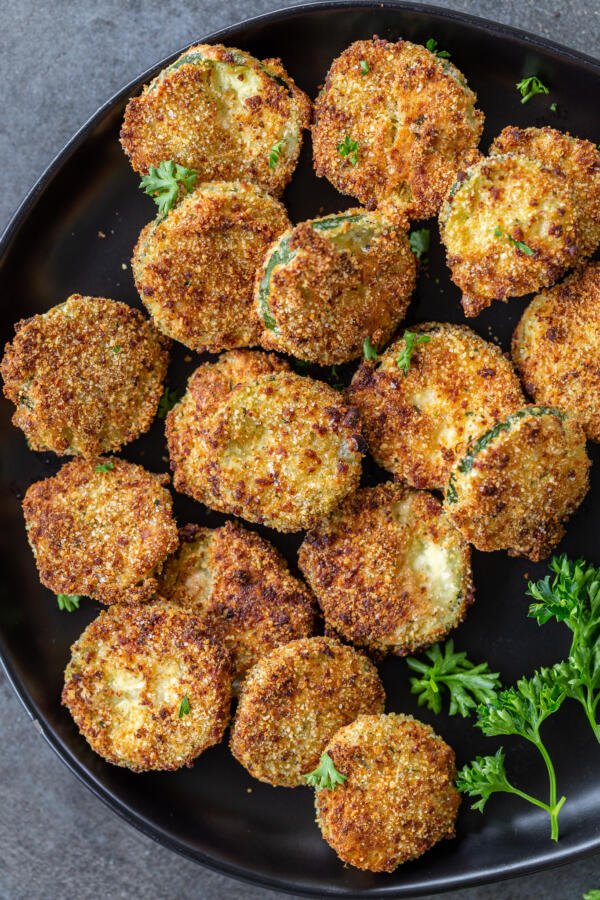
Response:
[1,2,599,896]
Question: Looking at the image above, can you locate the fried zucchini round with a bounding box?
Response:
[167,366,364,532]
[120,44,311,196]
[299,482,473,656]
[229,636,385,787]
[312,38,484,222]
[444,406,590,561]
[157,520,315,688]
[512,263,600,442]
[490,126,600,260]
[255,209,416,364]
[22,458,178,605]
[62,603,232,772]
[132,182,290,353]
[347,323,524,489]
[439,154,580,317]
[0,294,169,456]
[315,713,460,872]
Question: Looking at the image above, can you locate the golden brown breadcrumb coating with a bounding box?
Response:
[229,637,385,787]
[445,407,590,561]
[312,38,483,222]
[440,154,580,317]
[490,126,600,260]
[157,520,315,687]
[62,603,232,772]
[0,294,170,456]
[347,323,525,489]
[120,43,311,196]
[299,482,473,656]
[167,363,364,532]
[512,263,600,442]
[22,457,178,604]
[256,209,416,364]
[315,714,460,872]
[132,182,290,353]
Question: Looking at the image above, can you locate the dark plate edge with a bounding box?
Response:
[1,2,599,896]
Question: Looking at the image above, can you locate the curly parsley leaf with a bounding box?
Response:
[178,694,190,718]
[409,228,431,260]
[516,76,549,104]
[304,752,347,790]
[362,337,380,361]
[337,134,359,166]
[140,160,198,221]
[583,891,600,900]
[157,386,179,419]
[425,37,451,59]
[57,594,81,612]
[406,640,501,717]
[268,140,284,169]
[396,330,431,376]
[95,461,115,473]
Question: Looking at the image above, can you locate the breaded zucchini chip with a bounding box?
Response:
[132,182,290,353]
[312,38,484,221]
[512,263,600,441]
[23,458,178,604]
[440,154,580,317]
[445,406,590,560]
[0,294,169,456]
[157,520,315,687]
[299,483,473,656]
[256,209,416,364]
[229,636,385,787]
[62,603,232,772]
[491,126,600,259]
[120,44,311,195]
[167,366,364,532]
[347,323,524,489]
[314,714,460,872]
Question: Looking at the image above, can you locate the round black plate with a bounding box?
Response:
[1,2,599,896]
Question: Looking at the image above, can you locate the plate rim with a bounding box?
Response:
[1,2,599,896]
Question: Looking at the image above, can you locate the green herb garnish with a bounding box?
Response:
[268,140,284,169]
[527,555,600,743]
[329,365,345,390]
[140,160,198,221]
[178,694,190,718]
[338,134,359,166]
[494,225,534,256]
[396,330,431,376]
[57,594,81,612]
[406,640,501,717]
[305,751,347,790]
[425,38,451,59]
[583,891,600,899]
[359,59,369,74]
[550,101,557,112]
[409,228,431,261]
[362,337,379,361]
[95,461,115,473]
[112,345,121,354]
[516,76,549,104]
[157,386,179,418]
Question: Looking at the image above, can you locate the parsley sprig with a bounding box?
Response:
[516,76,549,104]
[406,640,501,717]
[396,330,430,376]
[458,668,566,840]
[140,160,198,221]
[305,752,347,790]
[527,555,600,743]
[337,134,359,166]
[494,225,534,256]
[425,38,451,59]
[57,594,81,612]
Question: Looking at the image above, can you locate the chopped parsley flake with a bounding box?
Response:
[95,461,115,472]
[494,226,534,256]
[516,76,549,104]
[337,134,359,166]
[425,38,451,59]
[57,594,81,612]
[396,330,431,376]
[359,59,369,74]
[178,694,190,718]
[268,140,284,169]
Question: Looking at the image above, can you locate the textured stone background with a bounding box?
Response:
[1,1,599,898]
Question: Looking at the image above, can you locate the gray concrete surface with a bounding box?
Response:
[1,1,599,898]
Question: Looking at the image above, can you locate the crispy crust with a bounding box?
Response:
[167,366,364,532]
[229,636,385,787]
[445,407,590,560]
[256,210,416,364]
[315,714,460,872]
[0,295,170,456]
[62,603,232,772]
[490,126,600,259]
[312,38,484,222]
[299,482,473,656]
[157,520,315,687]
[440,154,580,317]
[512,263,600,442]
[347,323,524,489]
[132,182,290,353]
[120,44,311,195]
[22,457,178,604]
